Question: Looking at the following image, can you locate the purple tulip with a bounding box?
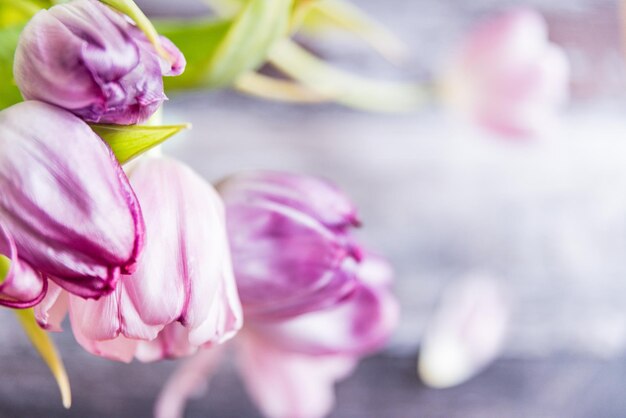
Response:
[155,254,399,418]
[37,158,243,363]
[217,171,362,320]
[0,101,144,299]
[14,0,186,125]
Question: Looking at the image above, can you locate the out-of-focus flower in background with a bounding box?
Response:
[418,273,509,389]
[153,172,399,418]
[14,0,185,125]
[440,8,570,138]
[36,157,242,363]
[0,101,144,300]
[217,171,362,320]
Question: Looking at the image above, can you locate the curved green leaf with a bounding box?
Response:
[15,309,71,409]
[91,123,189,164]
[159,0,293,90]
[268,39,425,112]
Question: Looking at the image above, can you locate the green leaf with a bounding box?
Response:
[15,309,71,409]
[0,254,9,284]
[0,24,24,111]
[268,39,425,112]
[0,0,50,28]
[158,0,293,90]
[234,71,327,103]
[91,123,190,164]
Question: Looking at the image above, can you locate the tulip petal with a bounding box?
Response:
[237,331,356,418]
[218,171,360,319]
[0,101,144,298]
[123,157,242,345]
[418,273,509,388]
[154,347,224,418]
[250,256,399,356]
[35,280,68,332]
[218,171,359,229]
[0,222,45,308]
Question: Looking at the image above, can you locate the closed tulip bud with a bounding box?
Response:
[50,157,242,362]
[14,0,186,125]
[217,171,362,320]
[0,101,144,299]
[441,8,569,137]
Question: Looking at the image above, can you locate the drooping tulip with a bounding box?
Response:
[441,8,569,137]
[14,0,186,125]
[0,101,144,299]
[37,157,242,362]
[155,254,399,418]
[217,171,362,320]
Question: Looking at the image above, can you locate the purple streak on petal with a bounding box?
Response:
[0,101,144,298]
[249,255,399,356]
[124,157,242,346]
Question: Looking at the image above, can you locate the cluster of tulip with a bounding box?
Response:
[0,1,398,417]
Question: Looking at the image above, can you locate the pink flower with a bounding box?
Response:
[36,157,242,362]
[217,171,362,320]
[442,8,569,137]
[0,101,144,301]
[155,172,399,418]
[14,0,185,125]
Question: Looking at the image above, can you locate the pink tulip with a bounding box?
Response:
[36,157,242,362]
[0,101,144,299]
[442,8,569,137]
[156,254,398,418]
[14,0,185,125]
[217,171,362,320]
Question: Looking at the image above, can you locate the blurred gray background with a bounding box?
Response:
[2,0,626,416]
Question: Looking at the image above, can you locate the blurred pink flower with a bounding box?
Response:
[442,8,569,137]
[217,171,362,320]
[0,101,144,303]
[418,273,509,388]
[154,172,399,418]
[36,157,242,362]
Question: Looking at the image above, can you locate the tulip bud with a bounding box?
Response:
[0,101,144,299]
[217,171,362,320]
[65,157,242,362]
[441,9,569,137]
[14,0,186,125]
